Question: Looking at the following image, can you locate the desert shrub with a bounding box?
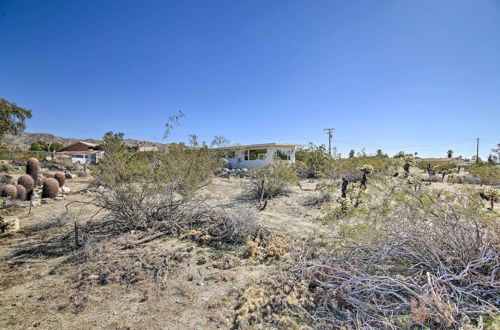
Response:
[295,143,335,178]
[0,163,15,172]
[234,275,313,328]
[181,207,258,246]
[0,174,14,185]
[295,186,499,329]
[15,184,27,200]
[54,172,66,187]
[93,143,218,234]
[244,227,290,263]
[305,179,336,206]
[42,178,60,198]
[26,157,40,185]
[334,156,394,181]
[468,164,500,186]
[246,161,299,199]
[1,184,17,199]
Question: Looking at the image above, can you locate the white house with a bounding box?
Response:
[220,143,301,169]
[56,141,104,164]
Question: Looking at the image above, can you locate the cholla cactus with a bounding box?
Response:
[1,184,18,199]
[403,155,413,177]
[42,178,59,198]
[359,164,374,174]
[16,184,27,200]
[484,189,499,210]
[26,158,40,185]
[54,172,66,187]
[359,164,374,188]
[336,197,351,212]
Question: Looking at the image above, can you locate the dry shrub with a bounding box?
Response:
[246,161,299,199]
[92,144,218,235]
[181,207,258,246]
[244,227,290,263]
[234,275,313,328]
[296,186,499,329]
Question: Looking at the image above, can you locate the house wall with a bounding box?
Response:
[225,147,296,169]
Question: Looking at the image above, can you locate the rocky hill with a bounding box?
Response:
[1,132,163,149]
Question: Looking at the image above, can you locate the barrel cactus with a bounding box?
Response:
[18,174,35,200]
[54,172,66,187]
[42,178,60,198]
[18,175,35,192]
[16,184,27,200]
[26,158,40,185]
[1,184,18,199]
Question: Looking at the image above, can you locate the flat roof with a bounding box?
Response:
[213,143,302,149]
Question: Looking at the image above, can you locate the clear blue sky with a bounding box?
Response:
[1,0,498,158]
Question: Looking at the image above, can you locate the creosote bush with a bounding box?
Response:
[42,178,60,198]
[1,184,18,199]
[247,161,299,199]
[295,143,335,178]
[26,157,40,185]
[93,143,219,234]
[54,172,66,187]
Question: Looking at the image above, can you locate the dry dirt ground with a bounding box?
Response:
[0,175,327,330]
[0,172,495,329]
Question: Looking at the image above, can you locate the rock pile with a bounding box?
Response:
[215,168,256,179]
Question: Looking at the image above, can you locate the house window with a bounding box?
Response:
[227,150,236,159]
[245,149,267,160]
[275,149,291,160]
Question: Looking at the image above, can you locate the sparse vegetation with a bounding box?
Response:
[247,161,299,200]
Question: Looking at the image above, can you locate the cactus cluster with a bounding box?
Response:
[26,158,40,185]
[17,175,35,200]
[54,172,66,187]
[42,178,59,198]
[1,184,18,199]
[336,197,351,212]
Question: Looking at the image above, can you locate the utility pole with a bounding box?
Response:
[476,138,479,164]
[324,128,335,156]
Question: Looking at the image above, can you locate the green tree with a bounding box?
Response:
[447,149,453,158]
[29,140,64,152]
[0,98,32,139]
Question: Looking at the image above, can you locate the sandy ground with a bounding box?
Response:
[0,175,327,329]
[0,171,496,329]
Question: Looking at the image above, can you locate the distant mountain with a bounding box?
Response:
[1,132,164,149]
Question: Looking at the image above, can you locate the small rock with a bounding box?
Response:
[54,196,65,201]
[41,198,52,204]
[61,186,71,193]
[196,281,204,286]
[65,171,77,179]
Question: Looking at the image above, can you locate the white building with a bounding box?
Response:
[220,143,300,169]
[56,141,104,164]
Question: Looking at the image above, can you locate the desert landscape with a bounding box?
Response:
[0,144,498,329]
